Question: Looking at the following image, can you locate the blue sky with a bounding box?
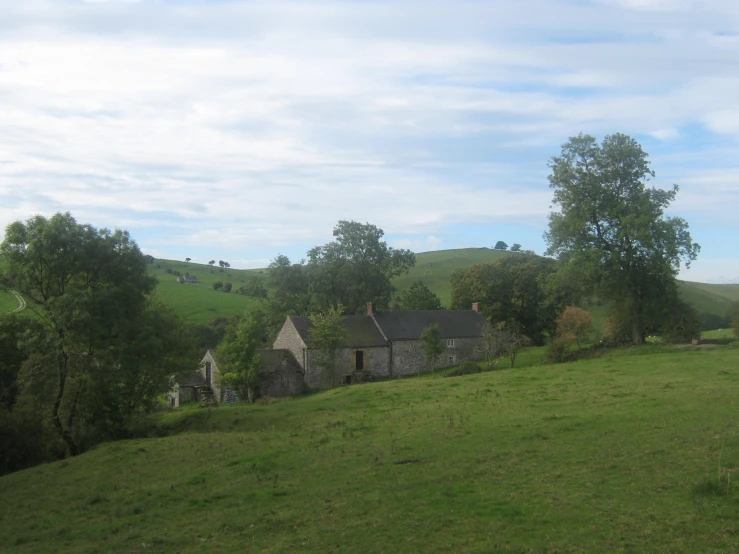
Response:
[0,0,738,282]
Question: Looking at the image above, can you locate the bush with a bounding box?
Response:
[223,282,232,293]
[446,361,482,377]
[212,281,224,291]
[237,278,268,298]
[547,338,570,364]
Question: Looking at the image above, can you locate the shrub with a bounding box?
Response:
[237,278,268,298]
[223,282,232,293]
[556,306,593,350]
[732,301,739,339]
[547,337,570,364]
[446,361,482,377]
[212,281,224,291]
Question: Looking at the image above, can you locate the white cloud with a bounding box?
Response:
[0,0,737,280]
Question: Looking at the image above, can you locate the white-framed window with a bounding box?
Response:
[448,355,456,365]
[447,339,455,347]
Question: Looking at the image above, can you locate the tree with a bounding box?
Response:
[218,260,225,268]
[482,322,530,369]
[400,281,443,310]
[545,133,700,344]
[419,323,444,375]
[218,310,267,403]
[208,260,215,266]
[510,244,522,252]
[493,241,508,250]
[307,221,415,314]
[308,306,347,387]
[556,306,593,350]
[238,277,268,298]
[223,282,233,293]
[0,212,183,455]
[185,257,191,263]
[731,301,739,339]
[213,281,224,291]
[451,253,562,345]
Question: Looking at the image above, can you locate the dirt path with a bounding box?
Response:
[10,289,26,313]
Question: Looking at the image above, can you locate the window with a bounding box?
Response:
[447,339,455,347]
[205,361,212,384]
[448,355,456,365]
[355,350,364,370]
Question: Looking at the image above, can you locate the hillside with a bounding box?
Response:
[3,248,737,330]
[146,259,269,324]
[2,345,739,552]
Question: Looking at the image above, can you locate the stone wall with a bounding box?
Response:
[260,366,306,397]
[200,350,223,402]
[273,318,307,369]
[305,345,391,388]
[391,336,485,376]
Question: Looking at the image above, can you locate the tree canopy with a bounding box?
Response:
[0,212,187,455]
[308,306,347,387]
[218,309,267,403]
[400,281,443,310]
[451,253,562,345]
[545,133,699,344]
[493,241,508,250]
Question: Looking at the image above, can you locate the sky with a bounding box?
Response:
[0,0,738,283]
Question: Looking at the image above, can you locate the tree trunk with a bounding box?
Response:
[52,351,79,456]
[631,290,643,345]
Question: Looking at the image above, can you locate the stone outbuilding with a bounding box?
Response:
[272,302,486,388]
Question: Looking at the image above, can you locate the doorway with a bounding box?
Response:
[355,350,364,370]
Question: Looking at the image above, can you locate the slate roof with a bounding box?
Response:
[178,370,205,387]
[257,349,304,374]
[289,315,389,348]
[372,310,486,340]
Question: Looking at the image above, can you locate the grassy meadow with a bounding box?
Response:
[3,344,739,552]
[0,289,21,313]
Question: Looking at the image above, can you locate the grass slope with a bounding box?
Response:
[3,346,739,553]
[0,289,20,313]
[147,259,268,324]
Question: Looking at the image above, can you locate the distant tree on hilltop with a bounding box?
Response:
[208,260,215,266]
[510,243,522,252]
[494,241,508,250]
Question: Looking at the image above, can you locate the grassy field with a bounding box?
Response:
[0,289,21,313]
[147,259,268,324]
[702,328,737,340]
[3,344,739,553]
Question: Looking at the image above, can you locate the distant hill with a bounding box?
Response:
[3,248,737,331]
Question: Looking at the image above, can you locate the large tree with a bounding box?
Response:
[218,309,268,403]
[0,212,184,454]
[400,281,443,310]
[308,305,347,387]
[307,221,415,314]
[545,133,700,344]
[451,253,562,345]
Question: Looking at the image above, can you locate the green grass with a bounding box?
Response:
[147,260,268,323]
[4,345,739,552]
[0,289,21,313]
[702,328,737,340]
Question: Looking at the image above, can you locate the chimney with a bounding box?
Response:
[472,302,480,313]
[367,302,374,316]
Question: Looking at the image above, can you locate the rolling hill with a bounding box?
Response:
[2,345,739,552]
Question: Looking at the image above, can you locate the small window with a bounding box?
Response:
[205,361,212,384]
[448,355,456,365]
[447,339,455,347]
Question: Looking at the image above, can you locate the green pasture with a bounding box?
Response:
[702,328,737,340]
[0,289,21,313]
[3,344,739,553]
[148,260,267,323]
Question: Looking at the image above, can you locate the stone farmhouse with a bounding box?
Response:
[172,302,485,406]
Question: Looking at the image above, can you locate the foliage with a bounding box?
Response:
[208,260,215,266]
[218,310,267,403]
[451,253,561,345]
[545,133,700,344]
[238,277,268,298]
[493,241,508,250]
[184,317,229,353]
[308,305,347,387]
[660,300,701,343]
[419,323,444,374]
[400,281,443,310]
[306,221,415,314]
[510,243,521,252]
[556,306,593,350]
[213,281,224,291]
[0,212,185,455]
[445,360,481,377]
[731,301,739,339]
[185,258,191,263]
[481,321,530,368]
[223,282,233,293]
